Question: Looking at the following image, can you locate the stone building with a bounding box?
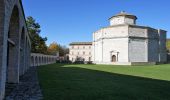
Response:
[92,11,167,65]
[0,0,31,99]
[69,42,92,63]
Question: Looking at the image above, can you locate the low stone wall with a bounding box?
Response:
[31,53,58,66]
[130,62,156,66]
[93,61,156,65]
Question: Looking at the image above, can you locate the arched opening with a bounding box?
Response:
[42,56,44,65]
[31,56,34,67]
[19,28,25,76]
[111,55,117,62]
[39,56,41,65]
[35,56,38,66]
[6,6,20,83]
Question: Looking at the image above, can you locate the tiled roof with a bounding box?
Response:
[109,11,137,20]
[69,42,92,45]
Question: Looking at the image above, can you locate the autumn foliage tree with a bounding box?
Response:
[47,42,59,55]
[47,42,69,56]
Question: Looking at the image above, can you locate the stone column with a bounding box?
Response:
[0,1,6,99]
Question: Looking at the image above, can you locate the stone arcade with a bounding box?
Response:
[31,53,57,67]
[0,0,31,99]
[0,0,57,99]
[92,11,167,65]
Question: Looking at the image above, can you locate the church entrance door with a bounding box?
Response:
[111,55,116,62]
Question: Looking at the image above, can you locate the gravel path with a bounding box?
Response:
[5,67,43,100]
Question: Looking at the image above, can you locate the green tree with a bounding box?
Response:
[58,45,69,56]
[26,16,47,54]
[167,39,170,52]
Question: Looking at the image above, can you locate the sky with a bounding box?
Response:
[22,0,170,46]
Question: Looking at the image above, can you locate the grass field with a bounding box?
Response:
[38,63,170,100]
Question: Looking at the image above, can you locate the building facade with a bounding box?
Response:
[69,42,92,63]
[92,11,167,65]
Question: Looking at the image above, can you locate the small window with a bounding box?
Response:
[89,52,91,55]
[78,46,79,49]
[72,46,74,49]
[83,52,85,55]
[83,46,85,49]
[77,52,79,55]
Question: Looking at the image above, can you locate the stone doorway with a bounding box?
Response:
[111,55,117,62]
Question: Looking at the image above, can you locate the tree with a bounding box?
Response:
[26,16,47,54]
[47,42,59,55]
[167,39,170,52]
[58,45,69,56]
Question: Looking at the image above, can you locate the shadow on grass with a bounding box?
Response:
[38,64,170,100]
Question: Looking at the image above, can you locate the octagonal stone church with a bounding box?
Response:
[92,11,167,65]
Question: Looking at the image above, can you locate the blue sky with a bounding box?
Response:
[22,0,170,46]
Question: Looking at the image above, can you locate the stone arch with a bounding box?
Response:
[35,56,38,66]
[31,56,34,67]
[41,56,43,65]
[7,5,20,83]
[39,56,41,65]
[19,27,25,76]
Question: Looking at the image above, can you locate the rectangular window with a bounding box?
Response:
[83,52,85,55]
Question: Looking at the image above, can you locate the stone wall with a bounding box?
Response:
[0,0,31,99]
[158,29,167,62]
[93,26,129,64]
[129,39,148,62]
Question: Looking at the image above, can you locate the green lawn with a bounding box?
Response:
[38,63,170,100]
